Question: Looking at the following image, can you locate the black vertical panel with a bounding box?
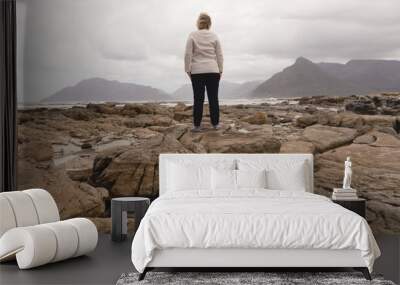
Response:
[0,0,17,192]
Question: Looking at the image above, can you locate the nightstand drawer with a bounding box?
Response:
[332,199,366,218]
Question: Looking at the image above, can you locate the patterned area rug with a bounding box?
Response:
[116,272,395,285]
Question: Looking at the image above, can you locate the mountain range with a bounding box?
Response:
[42,77,172,103]
[253,57,400,97]
[42,58,400,103]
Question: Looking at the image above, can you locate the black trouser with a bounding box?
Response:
[190,73,220,127]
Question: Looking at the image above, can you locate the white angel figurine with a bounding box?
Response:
[342,157,352,189]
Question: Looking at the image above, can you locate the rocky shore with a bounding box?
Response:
[17,93,400,234]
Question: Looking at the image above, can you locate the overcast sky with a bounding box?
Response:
[17,0,400,103]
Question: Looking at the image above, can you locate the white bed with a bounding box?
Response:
[131,154,380,280]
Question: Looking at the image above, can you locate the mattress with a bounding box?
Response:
[131,190,380,273]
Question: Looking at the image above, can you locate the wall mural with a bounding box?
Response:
[16,0,400,234]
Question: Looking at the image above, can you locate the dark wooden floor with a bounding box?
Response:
[0,234,398,285]
[0,234,134,285]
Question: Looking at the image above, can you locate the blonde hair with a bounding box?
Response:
[197,13,211,30]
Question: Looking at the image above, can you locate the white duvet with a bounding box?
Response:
[131,190,380,273]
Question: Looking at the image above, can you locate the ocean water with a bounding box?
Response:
[18,98,298,110]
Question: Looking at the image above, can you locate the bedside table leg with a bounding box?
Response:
[134,202,150,230]
[111,202,122,242]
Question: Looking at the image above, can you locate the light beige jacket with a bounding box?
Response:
[184,30,223,74]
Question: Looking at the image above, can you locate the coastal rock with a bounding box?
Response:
[242,112,269,125]
[173,111,192,121]
[366,199,400,234]
[314,131,400,234]
[87,103,118,115]
[122,103,172,117]
[375,94,400,115]
[280,140,316,154]
[178,131,207,153]
[369,131,400,148]
[381,107,400,116]
[16,95,400,234]
[18,112,34,124]
[17,160,108,219]
[177,123,279,153]
[62,107,100,121]
[361,115,397,130]
[69,129,97,139]
[199,127,280,153]
[174,102,187,112]
[302,124,358,152]
[345,99,377,115]
[304,106,318,114]
[20,140,53,162]
[315,112,339,126]
[324,112,398,133]
[81,142,92,149]
[337,113,366,129]
[374,126,398,136]
[78,183,109,217]
[62,154,96,181]
[298,96,345,106]
[90,133,190,197]
[238,122,274,135]
[295,114,318,128]
[130,127,159,140]
[384,96,400,108]
[124,114,175,128]
[149,124,189,140]
[353,133,377,144]
[66,167,92,181]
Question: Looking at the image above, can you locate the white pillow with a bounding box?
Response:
[211,169,268,190]
[236,169,267,189]
[167,163,211,191]
[238,159,308,191]
[211,168,236,190]
[266,164,307,191]
[167,159,236,192]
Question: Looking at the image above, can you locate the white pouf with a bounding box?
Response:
[0,189,98,269]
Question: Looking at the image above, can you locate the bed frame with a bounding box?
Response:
[139,154,371,280]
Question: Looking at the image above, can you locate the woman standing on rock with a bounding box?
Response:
[184,12,223,132]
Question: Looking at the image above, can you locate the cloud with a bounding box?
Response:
[17,0,400,102]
